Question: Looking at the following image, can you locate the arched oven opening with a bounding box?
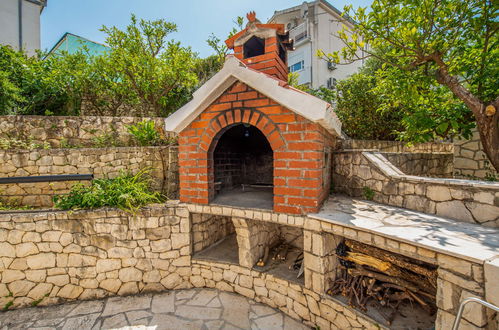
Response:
[212,123,273,209]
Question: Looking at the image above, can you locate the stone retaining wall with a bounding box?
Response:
[332,151,499,227]
[382,152,453,178]
[1,203,496,329]
[0,205,192,310]
[454,128,498,180]
[341,139,454,153]
[0,115,173,148]
[340,140,455,178]
[0,146,179,207]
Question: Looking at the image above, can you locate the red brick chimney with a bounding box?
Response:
[226,12,293,82]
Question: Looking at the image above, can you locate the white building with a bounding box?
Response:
[0,0,47,56]
[269,0,363,89]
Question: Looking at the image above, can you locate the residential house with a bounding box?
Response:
[268,0,364,89]
[0,0,47,56]
[46,32,110,57]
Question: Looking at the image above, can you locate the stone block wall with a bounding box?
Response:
[178,81,337,214]
[191,214,235,253]
[382,152,453,178]
[340,139,455,178]
[0,146,179,207]
[333,151,499,227]
[341,139,454,153]
[0,203,497,329]
[232,217,280,268]
[0,204,192,309]
[454,128,498,180]
[0,115,173,148]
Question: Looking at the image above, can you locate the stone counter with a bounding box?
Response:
[0,199,497,329]
[333,150,499,227]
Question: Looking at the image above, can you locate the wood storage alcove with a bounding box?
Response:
[327,239,438,328]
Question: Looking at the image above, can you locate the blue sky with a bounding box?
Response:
[41,0,370,57]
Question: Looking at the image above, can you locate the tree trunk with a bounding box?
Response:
[435,65,499,172]
[475,98,499,173]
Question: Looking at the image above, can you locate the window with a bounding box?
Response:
[288,60,304,73]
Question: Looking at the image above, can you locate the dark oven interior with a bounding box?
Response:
[212,124,273,209]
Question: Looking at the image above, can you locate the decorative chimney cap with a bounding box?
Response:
[225,12,290,50]
[246,11,258,23]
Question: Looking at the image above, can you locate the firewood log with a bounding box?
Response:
[345,240,437,285]
[347,266,435,297]
[338,251,436,295]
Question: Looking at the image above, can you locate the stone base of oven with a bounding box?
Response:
[1,196,497,329]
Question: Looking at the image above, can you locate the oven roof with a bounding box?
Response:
[164,55,342,137]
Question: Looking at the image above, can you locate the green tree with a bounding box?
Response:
[0,45,87,116]
[80,52,131,116]
[101,15,198,117]
[203,16,245,75]
[321,0,499,171]
[288,61,404,140]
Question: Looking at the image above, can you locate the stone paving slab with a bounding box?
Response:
[310,195,499,263]
[0,288,309,330]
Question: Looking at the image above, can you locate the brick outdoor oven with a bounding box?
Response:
[165,12,342,214]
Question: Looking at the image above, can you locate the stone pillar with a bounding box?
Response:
[435,256,489,329]
[231,217,279,268]
[303,230,341,294]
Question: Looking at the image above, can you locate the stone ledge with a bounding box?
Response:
[365,151,499,189]
[180,202,306,228]
[309,196,499,265]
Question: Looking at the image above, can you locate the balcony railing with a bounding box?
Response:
[289,23,309,44]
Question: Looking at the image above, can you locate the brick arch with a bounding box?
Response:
[198,108,285,153]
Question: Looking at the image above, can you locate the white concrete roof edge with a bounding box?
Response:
[164,56,342,136]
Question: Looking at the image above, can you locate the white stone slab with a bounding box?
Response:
[309,195,499,264]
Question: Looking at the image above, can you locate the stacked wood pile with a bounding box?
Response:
[327,240,437,325]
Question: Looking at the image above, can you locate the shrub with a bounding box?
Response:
[0,200,32,211]
[334,72,404,140]
[53,169,164,212]
[127,120,161,146]
[0,136,50,150]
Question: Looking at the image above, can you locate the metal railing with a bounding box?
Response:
[0,174,93,184]
[452,297,499,330]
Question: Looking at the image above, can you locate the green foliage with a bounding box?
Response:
[362,186,375,201]
[91,125,122,148]
[289,66,401,140]
[203,16,245,77]
[3,300,13,311]
[31,294,48,307]
[53,169,164,212]
[127,120,161,146]
[319,0,497,145]
[0,14,200,117]
[0,135,50,150]
[100,15,198,117]
[0,199,32,211]
[334,71,404,140]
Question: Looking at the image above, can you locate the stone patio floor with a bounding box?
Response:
[0,288,310,330]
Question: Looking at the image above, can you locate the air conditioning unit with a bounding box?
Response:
[326,77,337,89]
[327,61,337,70]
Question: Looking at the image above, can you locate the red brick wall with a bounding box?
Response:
[233,36,288,81]
[178,81,336,214]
